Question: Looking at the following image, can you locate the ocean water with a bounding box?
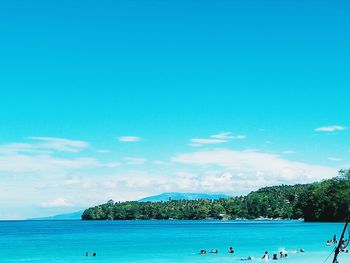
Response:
[0,220,348,263]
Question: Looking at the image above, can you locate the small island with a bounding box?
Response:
[82,169,350,222]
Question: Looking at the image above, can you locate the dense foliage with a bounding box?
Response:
[82,170,350,222]
[298,170,350,222]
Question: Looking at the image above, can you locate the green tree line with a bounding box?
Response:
[82,170,350,222]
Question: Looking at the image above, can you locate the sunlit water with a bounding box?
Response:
[0,220,348,262]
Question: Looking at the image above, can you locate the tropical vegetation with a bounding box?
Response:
[82,169,350,222]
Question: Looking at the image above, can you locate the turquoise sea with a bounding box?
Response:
[0,220,348,263]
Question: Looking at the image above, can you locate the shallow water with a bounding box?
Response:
[0,220,348,262]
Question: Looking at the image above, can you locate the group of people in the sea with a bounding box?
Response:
[199,247,304,260]
[326,234,338,246]
[199,247,234,255]
[325,234,349,253]
[340,241,349,253]
[85,252,97,257]
[253,249,304,261]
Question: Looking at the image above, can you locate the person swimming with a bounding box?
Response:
[200,249,206,255]
[333,234,338,243]
[300,248,305,253]
[261,251,269,261]
[240,256,253,261]
[228,247,234,254]
[210,249,218,254]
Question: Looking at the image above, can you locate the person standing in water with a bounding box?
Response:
[279,251,284,258]
[228,247,234,254]
[261,251,269,261]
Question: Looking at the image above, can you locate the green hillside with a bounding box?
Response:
[82,170,350,222]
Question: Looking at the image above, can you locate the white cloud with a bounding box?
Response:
[211,132,246,140]
[123,157,147,165]
[199,172,234,191]
[232,135,246,140]
[0,154,100,175]
[175,171,198,179]
[97,150,110,153]
[189,132,246,147]
[105,162,120,168]
[282,150,296,154]
[41,198,73,208]
[0,137,116,176]
[153,160,169,165]
[64,177,81,186]
[118,136,141,142]
[315,125,346,132]
[0,137,89,154]
[188,143,203,147]
[172,149,336,184]
[0,136,147,218]
[328,157,343,162]
[0,143,48,155]
[191,138,227,145]
[211,132,234,139]
[27,137,89,152]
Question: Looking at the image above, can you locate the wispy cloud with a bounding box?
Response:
[118,136,141,142]
[315,125,346,132]
[211,132,246,140]
[282,150,296,154]
[172,149,336,183]
[0,143,48,155]
[153,160,169,165]
[0,136,124,219]
[189,132,246,147]
[123,157,147,165]
[97,150,110,153]
[0,137,89,154]
[328,157,343,162]
[188,143,203,147]
[211,132,233,139]
[191,138,227,145]
[64,177,81,186]
[0,137,116,175]
[232,135,246,140]
[27,137,89,152]
[0,154,100,174]
[41,198,73,208]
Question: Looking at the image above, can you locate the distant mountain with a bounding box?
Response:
[31,193,231,220]
[29,211,83,220]
[138,192,231,202]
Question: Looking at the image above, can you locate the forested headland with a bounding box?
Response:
[82,169,350,222]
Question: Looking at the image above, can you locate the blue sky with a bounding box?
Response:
[0,0,349,219]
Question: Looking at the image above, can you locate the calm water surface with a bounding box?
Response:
[0,220,348,262]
